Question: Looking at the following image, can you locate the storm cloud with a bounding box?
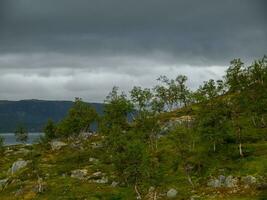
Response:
[0,0,266,102]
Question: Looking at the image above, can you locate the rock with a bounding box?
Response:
[111,181,119,187]
[225,176,238,188]
[9,159,28,175]
[167,188,177,198]
[50,140,67,150]
[207,179,221,188]
[208,175,238,188]
[241,175,257,186]
[89,157,99,163]
[71,169,88,180]
[218,175,225,184]
[0,179,8,190]
[92,177,108,184]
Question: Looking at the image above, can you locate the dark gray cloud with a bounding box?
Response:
[0,0,266,102]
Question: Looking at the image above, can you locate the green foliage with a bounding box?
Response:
[130,86,153,112]
[56,98,98,137]
[194,79,226,103]
[196,98,232,152]
[14,124,28,143]
[0,136,4,154]
[154,75,191,111]
[43,119,57,140]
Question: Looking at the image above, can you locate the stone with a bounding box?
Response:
[71,169,88,180]
[89,157,99,163]
[92,177,108,184]
[241,175,257,186]
[218,175,225,184]
[111,181,119,187]
[0,179,8,190]
[207,179,221,188]
[9,159,28,175]
[50,140,67,150]
[225,176,238,188]
[167,188,177,198]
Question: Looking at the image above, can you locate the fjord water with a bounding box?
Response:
[1,133,44,145]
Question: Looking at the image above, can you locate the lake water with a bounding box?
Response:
[0,133,44,145]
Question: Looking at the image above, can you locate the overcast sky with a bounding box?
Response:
[0,0,266,102]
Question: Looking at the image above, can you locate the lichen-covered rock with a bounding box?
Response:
[71,169,88,180]
[91,177,108,184]
[207,175,238,188]
[167,188,177,198]
[9,159,28,175]
[225,176,238,188]
[241,175,257,186]
[50,141,67,150]
[207,178,221,188]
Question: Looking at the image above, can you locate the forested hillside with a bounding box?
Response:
[0,100,103,132]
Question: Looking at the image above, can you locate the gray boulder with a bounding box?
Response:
[167,188,177,198]
[9,159,28,175]
[50,140,67,150]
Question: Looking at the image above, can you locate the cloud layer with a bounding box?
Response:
[0,0,266,102]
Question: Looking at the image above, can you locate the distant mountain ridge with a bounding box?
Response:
[0,100,104,132]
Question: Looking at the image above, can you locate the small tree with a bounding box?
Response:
[0,136,4,154]
[57,98,98,137]
[15,124,28,144]
[43,119,57,140]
